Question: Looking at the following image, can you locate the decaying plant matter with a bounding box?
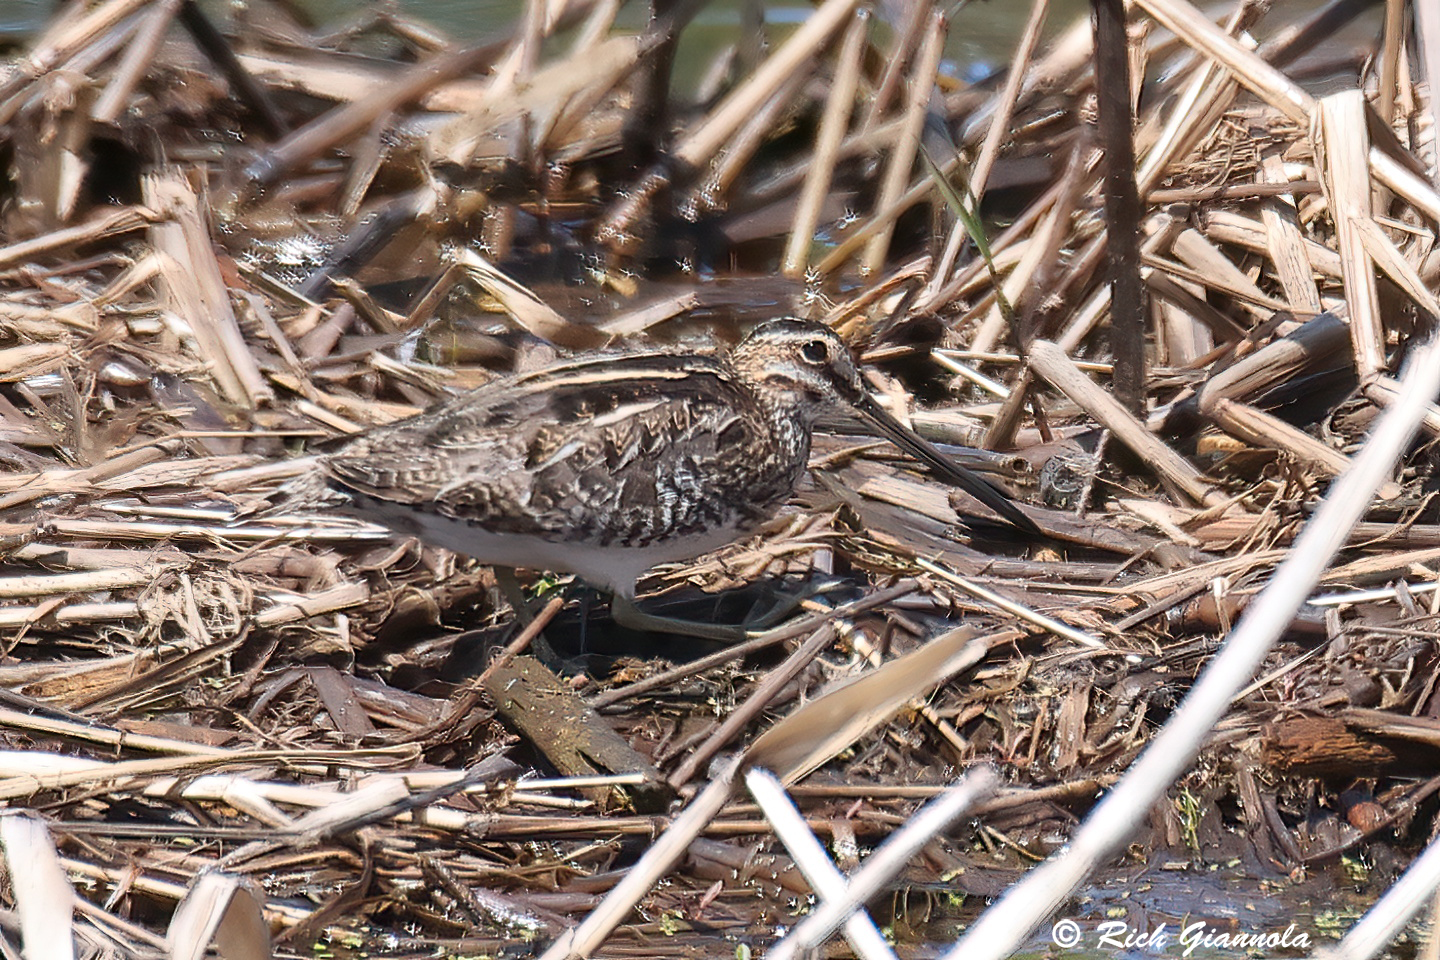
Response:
[0,0,1436,956]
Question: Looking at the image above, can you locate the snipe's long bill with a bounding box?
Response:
[848,390,1039,536]
[276,318,1038,640]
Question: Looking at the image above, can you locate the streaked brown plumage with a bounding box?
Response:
[278,318,1036,637]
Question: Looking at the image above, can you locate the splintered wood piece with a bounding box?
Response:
[1316,90,1383,379]
[1263,716,1398,774]
[143,167,271,409]
[1258,153,1323,314]
[483,655,670,812]
[1208,397,1401,499]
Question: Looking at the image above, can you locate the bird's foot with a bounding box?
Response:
[609,594,751,643]
[610,579,848,642]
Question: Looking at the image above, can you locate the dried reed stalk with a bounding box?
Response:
[144,168,270,409]
[1028,339,1223,507]
[1258,152,1324,314]
[945,333,1440,960]
[1316,90,1384,378]
[782,8,868,279]
[860,11,945,274]
[922,0,1050,303]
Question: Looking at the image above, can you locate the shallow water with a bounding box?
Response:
[894,862,1416,960]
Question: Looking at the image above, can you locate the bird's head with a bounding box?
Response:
[729,318,866,418]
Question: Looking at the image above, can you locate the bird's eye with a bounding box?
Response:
[800,339,829,364]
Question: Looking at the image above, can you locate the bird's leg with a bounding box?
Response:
[494,566,533,626]
[611,578,849,641]
[494,566,562,664]
[609,593,751,643]
[739,578,843,631]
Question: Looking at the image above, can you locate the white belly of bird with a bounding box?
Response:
[371,503,756,600]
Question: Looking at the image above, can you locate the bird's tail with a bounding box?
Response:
[240,460,349,521]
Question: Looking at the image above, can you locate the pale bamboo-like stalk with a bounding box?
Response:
[0,440,173,509]
[49,517,385,543]
[860,0,931,131]
[762,766,998,960]
[861,11,946,274]
[1134,0,1440,221]
[966,145,1089,357]
[782,9,868,278]
[1,815,76,960]
[921,0,1050,303]
[1193,311,1348,415]
[569,0,622,55]
[943,333,1440,960]
[245,37,512,188]
[1420,0,1440,181]
[746,768,897,960]
[0,566,181,600]
[1377,0,1406,124]
[1258,153,1323,313]
[252,583,371,628]
[688,69,810,214]
[675,0,859,170]
[816,18,1093,277]
[91,0,182,124]
[0,207,148,273]
[1135,0,1313,123]
[927,165,1082,312]
[0,600,140,628]
[1317,91,1384,379]
[63,858,312,927]
[1156,263,1211,366]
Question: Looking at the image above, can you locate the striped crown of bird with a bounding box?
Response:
[273,317,1037,638]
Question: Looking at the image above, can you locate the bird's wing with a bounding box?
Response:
[322,353,781,544]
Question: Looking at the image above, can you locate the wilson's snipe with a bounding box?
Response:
[277,318,1037,639]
